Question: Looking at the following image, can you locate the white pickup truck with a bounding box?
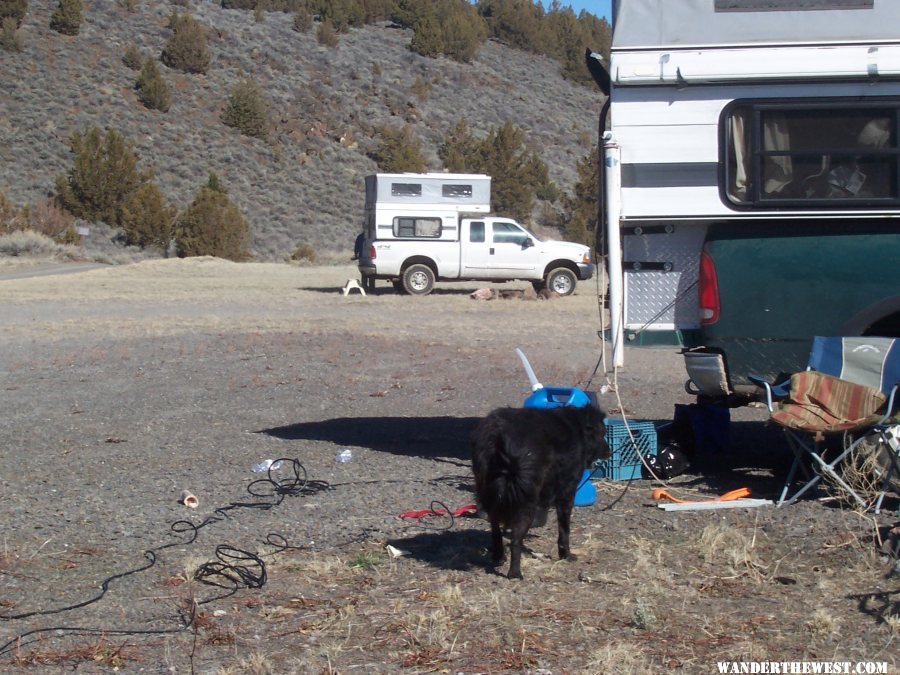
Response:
[357,173,594,296]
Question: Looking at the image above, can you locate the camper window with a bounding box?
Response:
[724,101,899,207]
[393,217,442,238]
[391,183,422,198]
[443,184,473,198]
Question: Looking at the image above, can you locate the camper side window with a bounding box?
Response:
[393,217,442,238]
[391,183,422,197]
[443,184,473,198]
[725,101,899,208]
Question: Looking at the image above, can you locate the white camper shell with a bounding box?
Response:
[364,173,491,214]
[358,173,594,296]
[602,0,900,395]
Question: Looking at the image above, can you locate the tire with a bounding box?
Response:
[546,267,577,296]
[402,264,435,296]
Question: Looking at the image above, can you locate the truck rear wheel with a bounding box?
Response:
[402,264,435,296]
[546,267,577,296]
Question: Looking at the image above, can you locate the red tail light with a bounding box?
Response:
[698,249,720,325]
[368,244,376,259]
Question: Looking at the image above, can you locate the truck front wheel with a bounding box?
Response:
[546,268,577,296]
[402,264,435,296]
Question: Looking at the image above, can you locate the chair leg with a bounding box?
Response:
[778,433,822,507]
[808,448,869,510]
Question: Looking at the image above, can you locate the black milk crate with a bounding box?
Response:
[591,419,657,481]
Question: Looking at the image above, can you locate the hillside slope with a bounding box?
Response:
[0,1,603,260]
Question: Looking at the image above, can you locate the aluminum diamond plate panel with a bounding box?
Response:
[623,222,708,329]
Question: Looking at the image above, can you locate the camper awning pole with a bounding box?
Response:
[603,137,624,368]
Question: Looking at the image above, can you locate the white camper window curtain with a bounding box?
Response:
[728,108,750,201]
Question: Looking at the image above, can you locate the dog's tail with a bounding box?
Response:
[478,432,540,520]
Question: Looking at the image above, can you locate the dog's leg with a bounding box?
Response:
[490,517,505,565]
[506,512,534,579]
[555,502,576,561]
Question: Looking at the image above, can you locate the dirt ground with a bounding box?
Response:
[0,258,898,674]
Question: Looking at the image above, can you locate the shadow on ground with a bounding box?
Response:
[259,416,480,462]
[262,416,796,496]
[387,528,496,572]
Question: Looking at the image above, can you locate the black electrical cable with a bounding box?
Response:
[0,458,325,659]
[0,459,476,660]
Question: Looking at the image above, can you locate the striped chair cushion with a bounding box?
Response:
[771,370,886,433]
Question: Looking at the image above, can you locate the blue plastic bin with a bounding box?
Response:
[523,386,591,409]
[591,419,657,481]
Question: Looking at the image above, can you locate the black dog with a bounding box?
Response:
[470,404,610,579]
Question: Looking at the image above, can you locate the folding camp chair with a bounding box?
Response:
[751,336,900,512]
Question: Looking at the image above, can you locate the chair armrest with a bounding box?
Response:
[878,383,899,424]
[748,373,790,412]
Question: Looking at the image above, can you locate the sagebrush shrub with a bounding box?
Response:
[291,242,316,262]
[316,18,338,47]
[292,7,311,32]
[175,175,250,261]
[221,78,269,140]
[0,16,23,51]
[122,42,143,70]
[0,229,77,257]
[161,13,210,74]
[20,197,73,238]
[136,57,171,112]
[49,0,83,36]
[0,0,27,28]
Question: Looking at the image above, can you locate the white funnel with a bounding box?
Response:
[515,347,543,392]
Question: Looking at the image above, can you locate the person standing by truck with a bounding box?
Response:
[352,231,365,261]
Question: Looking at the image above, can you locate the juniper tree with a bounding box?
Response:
[49,0,83,36]
[161,13,210,74]
[175,174,250,261]
[121,181,175,252]
[439,118,480,173]
[54,127,149,227]
[371,124,426,173]
[563,145,599,246]
[136,57,172,112]
[221,78,269,140]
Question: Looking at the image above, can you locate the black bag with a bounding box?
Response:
[644,441,689,479]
